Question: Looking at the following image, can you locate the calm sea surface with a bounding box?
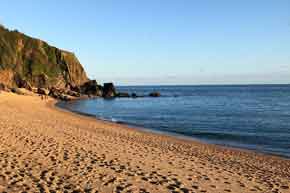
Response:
[58,85,290,158]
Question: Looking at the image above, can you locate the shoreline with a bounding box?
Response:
[0,92,289,192]
[56,98,290,160]
[53,98,290,172]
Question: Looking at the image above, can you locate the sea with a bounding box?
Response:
[58,85,290,158]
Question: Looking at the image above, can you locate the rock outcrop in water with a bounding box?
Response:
[80,80,103,96]
[102,82,117,98]
[149,92,161,97]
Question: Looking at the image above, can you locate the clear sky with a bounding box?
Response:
[1,0,289,85]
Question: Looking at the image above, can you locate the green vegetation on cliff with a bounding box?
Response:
[0,25,88,88]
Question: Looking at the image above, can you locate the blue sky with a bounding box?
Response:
[1,0,290,85]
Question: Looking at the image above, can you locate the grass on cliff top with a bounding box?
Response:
[0,26,63,78]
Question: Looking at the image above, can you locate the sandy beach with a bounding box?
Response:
[0,92,289,193]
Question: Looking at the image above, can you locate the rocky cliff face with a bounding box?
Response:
[0,25,88,88]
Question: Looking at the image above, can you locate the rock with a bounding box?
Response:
[0,83,7,91]
[31,87,38,93]
[18,79,32,91]
[37,88,49,95]
[80,80,102,96]
[81,80,97,90]
[131,93,137,98]
[103,83,116,98]
[68,83,81,93]
[49,87,61,98]
[131,93,145,98]
[95,87,103,97]
[48,87,76,100]
[149,92,161,97]
[13,74,32,90]
[59,94,72,101]
[66,90,80,97]
[117,92,130,98]
[11,88,31,95]
[11,88,22,95]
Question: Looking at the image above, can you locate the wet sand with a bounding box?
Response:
[0,92,289,193]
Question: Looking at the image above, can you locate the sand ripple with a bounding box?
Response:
[0,92,289,193]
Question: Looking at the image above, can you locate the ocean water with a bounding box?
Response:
[58,85,290,158]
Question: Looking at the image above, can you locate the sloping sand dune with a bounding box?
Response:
[0,92,289,193]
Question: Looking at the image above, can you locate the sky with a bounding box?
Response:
[1,0,290,85]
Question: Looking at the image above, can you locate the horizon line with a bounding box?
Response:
[115,83,290,87]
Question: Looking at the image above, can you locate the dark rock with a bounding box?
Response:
[0,83,7,91]
[102,83,116,98]
[80,80,102,96]
[48,87,73,101]
[11,88,30,95]
[59,94,71,101]
[13,73,23,87]
[131,93,145,98]
[10,88,16,92]
[117,92,130,98]
[81,80,97,90]
[37,88,49,95]
[131,93,137,98]
[49,87,66,99]
[149,92,161,97]
[49,87,60,98]
[17,79,32,91]
[14,69,48,90]
[68,83,81,93]
[66,90,80,97]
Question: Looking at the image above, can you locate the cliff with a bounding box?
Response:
[0,25,88,88]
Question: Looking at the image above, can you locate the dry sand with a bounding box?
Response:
[0,92,289,193]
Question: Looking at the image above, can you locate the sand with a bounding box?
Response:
[0,91,289,193]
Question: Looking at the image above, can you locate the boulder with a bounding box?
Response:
[102,82,116,98]
[66,90,81,97]
[117,92,130,98]
[49,87,68,98]
[31,87,38,93]
[131,93,145,98]
[11,88,22,95]
[48,87,76,100]
[131,93,137,98]
[11,88,31,95]
[59,94,72,101]
[69,84,81,93]
[37,88,49,95]
[17,79,32,91]
[49,87,60,98]
[0,83,7,91]
[149,92,161,97]
[80,80,102,96]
